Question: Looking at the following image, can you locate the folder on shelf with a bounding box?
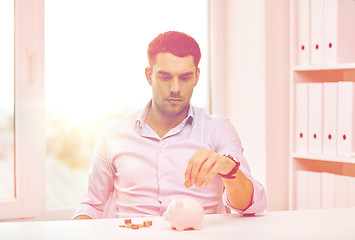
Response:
[295,83,309,153]
[349,176,355,207]
[334,174,349,208]
[323,0,337,65]
[324,0,355,64]
[321,172,334,208]
[296,170,308,210]
[308,83,323,154]
[296,0,310,65]
[337,82,355,157]
[308,171,322,209]
[310,0,324,65]
[323,82,337,155]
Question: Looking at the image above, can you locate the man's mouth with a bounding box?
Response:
[166,98,182,103]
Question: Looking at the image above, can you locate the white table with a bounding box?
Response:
[0,208,354,240]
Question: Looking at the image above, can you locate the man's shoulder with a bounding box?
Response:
[192,105,228,123]
[102,109,141,134]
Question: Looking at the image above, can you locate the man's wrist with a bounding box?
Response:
[218,154,240,179]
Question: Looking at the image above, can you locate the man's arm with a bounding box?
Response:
[184,148,254,211]
[222,166,254,210]
[72,124,116,220]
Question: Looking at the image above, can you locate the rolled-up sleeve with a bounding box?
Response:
[223,175,267,215]
[72,126,115,219]
[215,119,267,215]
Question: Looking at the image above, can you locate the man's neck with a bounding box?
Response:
[145,103,189,138]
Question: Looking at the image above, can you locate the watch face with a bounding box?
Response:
[224,154,238,163]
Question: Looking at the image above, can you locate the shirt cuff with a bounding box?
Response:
[223,174,267,215]
[72,204,104,219]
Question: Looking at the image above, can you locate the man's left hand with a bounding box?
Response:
[184,148,237,188]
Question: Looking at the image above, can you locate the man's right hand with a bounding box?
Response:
[73,215,92,220]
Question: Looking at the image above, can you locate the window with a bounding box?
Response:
[0,0,15,201]
[45,0,209,212]
[0,0,208,220]
[0,0,45,220]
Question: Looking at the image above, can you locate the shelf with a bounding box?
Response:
[292,63,355,71]
[292,153,355,164]
[289,0,355,211]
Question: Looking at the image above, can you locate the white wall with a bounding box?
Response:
[265,0,290,211]
[210,0,266,188]
[210,0,290,211]
[226,0,267,188]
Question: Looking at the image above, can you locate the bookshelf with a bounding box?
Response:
[289,0,355,210]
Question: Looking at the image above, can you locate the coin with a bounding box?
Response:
[184,180,193,188]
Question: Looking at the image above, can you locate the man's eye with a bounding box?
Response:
[159,75,170,80]
[180,76,192,81]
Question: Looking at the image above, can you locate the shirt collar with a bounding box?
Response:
[135,100,195,128]
[136,100,152,128]
[186,103,195,125]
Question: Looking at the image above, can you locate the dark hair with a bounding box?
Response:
[147,31,201,68]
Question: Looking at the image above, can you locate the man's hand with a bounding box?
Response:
[184,148,237,188]
[73,215,92,220]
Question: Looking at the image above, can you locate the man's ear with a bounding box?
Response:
[194,68,200,87]
[145,67,152,86]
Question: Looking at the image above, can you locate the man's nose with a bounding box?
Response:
[169,78,180,95]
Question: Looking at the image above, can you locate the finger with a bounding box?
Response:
[184,163,193,187]
[184,150,202,187]
[184,164,193,188]
[195,156,217,187]
[189,150,208,185]
[184,179,193,188]
[201,163,221,187]
[184,155,193,185]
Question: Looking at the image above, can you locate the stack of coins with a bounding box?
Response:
[119,219,153,230]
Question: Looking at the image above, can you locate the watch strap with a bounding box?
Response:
[218,154,240,179]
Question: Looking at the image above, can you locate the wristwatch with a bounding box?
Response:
[218,154,240,179]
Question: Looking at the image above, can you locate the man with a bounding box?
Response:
[73,31,266,220]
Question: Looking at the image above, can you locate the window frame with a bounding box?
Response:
[0,0,45,220]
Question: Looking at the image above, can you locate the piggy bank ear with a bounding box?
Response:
[175,199,183,209]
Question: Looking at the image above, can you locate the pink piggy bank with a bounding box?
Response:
[164,198,205,231]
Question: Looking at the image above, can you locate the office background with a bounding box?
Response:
[1,0,354,221]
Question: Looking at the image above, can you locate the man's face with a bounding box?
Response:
[145,52,200,117]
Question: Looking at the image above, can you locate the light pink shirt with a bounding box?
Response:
[73,102,266,219]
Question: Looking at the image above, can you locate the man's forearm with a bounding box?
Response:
[223,169,254,211]
[184,149,254,211]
